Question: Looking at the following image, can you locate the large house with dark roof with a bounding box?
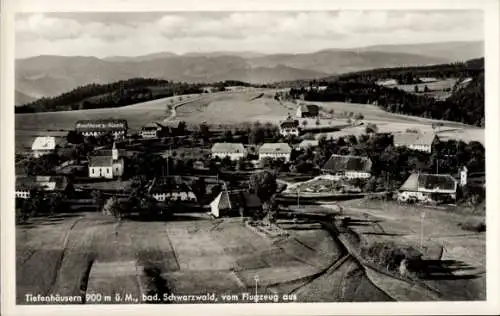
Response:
[211,143,246,161]
[258,143,292,162]
[141,122,168,139]
[296,104,320,118]
[147,176,197,202]
[393,131,438,153]
[15,175,73,199]
[322,154,372,179]
[88,143,124,179]
[279,119,300,136]
[397,173,458,204]
[76,119,128,139]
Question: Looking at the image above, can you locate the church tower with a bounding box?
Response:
[112,142,119,161]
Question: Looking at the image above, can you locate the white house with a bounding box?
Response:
[258,143,292,162]
[31,136,56,158]
[279,120,300,137]
[397,173,458,204]
[15,175,71,199]
[76,119,128,139]
[211,143,246,161]
[141,122,166,139]
[322,154,372,179]
[393,131,438,153]
[88,143,124,179]
[148,177,197,202]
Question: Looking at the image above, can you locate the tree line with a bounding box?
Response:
[287,73,484,127]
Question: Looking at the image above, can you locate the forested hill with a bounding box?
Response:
[15,79,254,113]
[330,57,484,84]
[287,58,485,127]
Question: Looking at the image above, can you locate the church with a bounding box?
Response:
[88,142,124,179]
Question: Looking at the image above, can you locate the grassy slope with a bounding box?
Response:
[333,199,486,300]
[16,212,352,303]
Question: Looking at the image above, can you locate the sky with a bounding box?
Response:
[15,10,484,59]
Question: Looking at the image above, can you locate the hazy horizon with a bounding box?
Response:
[15,11,483,59]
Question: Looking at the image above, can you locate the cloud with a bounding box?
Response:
[15,11,483,58]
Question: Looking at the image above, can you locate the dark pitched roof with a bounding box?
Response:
[16,175,69,191]
[280,120,299,128]
[322,154,372,173]
[299,104,319,114]
[400,173,457,193]
[89,156,113,167]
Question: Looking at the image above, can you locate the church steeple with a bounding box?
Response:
[112,141,119,160]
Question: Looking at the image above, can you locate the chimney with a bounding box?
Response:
[460,166,468,187]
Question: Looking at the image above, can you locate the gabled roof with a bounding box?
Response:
[322,154,372,173]
[298,104,319,113]
[150,176,193,193]
[142,122,165,130]
[16,175,69,191]
[210,190,232,211]
[211,143,245,154]
[259,142,292,154]
[31,136,56,151]
[89,156,113,167]
[393,131,437,147]
[280,120,299,128]
[298,140,319,149]
[400,173,457,193]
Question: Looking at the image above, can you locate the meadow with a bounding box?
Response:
[16,212,359,303]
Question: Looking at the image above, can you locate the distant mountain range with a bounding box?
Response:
[15,41,483,105]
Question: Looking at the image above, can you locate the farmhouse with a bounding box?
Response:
[297,140,319,150]
[279,119,300,137]
[322,154,372,179]
[376,79,398,86]
[393,131,438,153]
[15,175,72,199]
[296,104,320,118]
[141,122,167,139]
[209,190,234,218]
[397,173,458,204]
[31,136,56,158]
[211,143,246,161]
[76,119,128,139]
[148,176,197,202]
[258,143,292,162]
[88,143,124,179]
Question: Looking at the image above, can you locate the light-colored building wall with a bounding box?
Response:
[212,152,245,161]
[280,128,299,136]
[258,152,291,162]
[89,166,114,179]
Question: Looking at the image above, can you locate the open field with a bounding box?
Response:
[15,90,483,151]
[19,211,387,303]
[327,199,486,300]
[393,78,458,93]
[175,92,290,124]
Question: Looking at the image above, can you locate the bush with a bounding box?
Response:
[360,241,423,273]
[458,217,486,232]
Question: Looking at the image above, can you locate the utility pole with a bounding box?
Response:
[297,187,300,209]
[420,210,426,249]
